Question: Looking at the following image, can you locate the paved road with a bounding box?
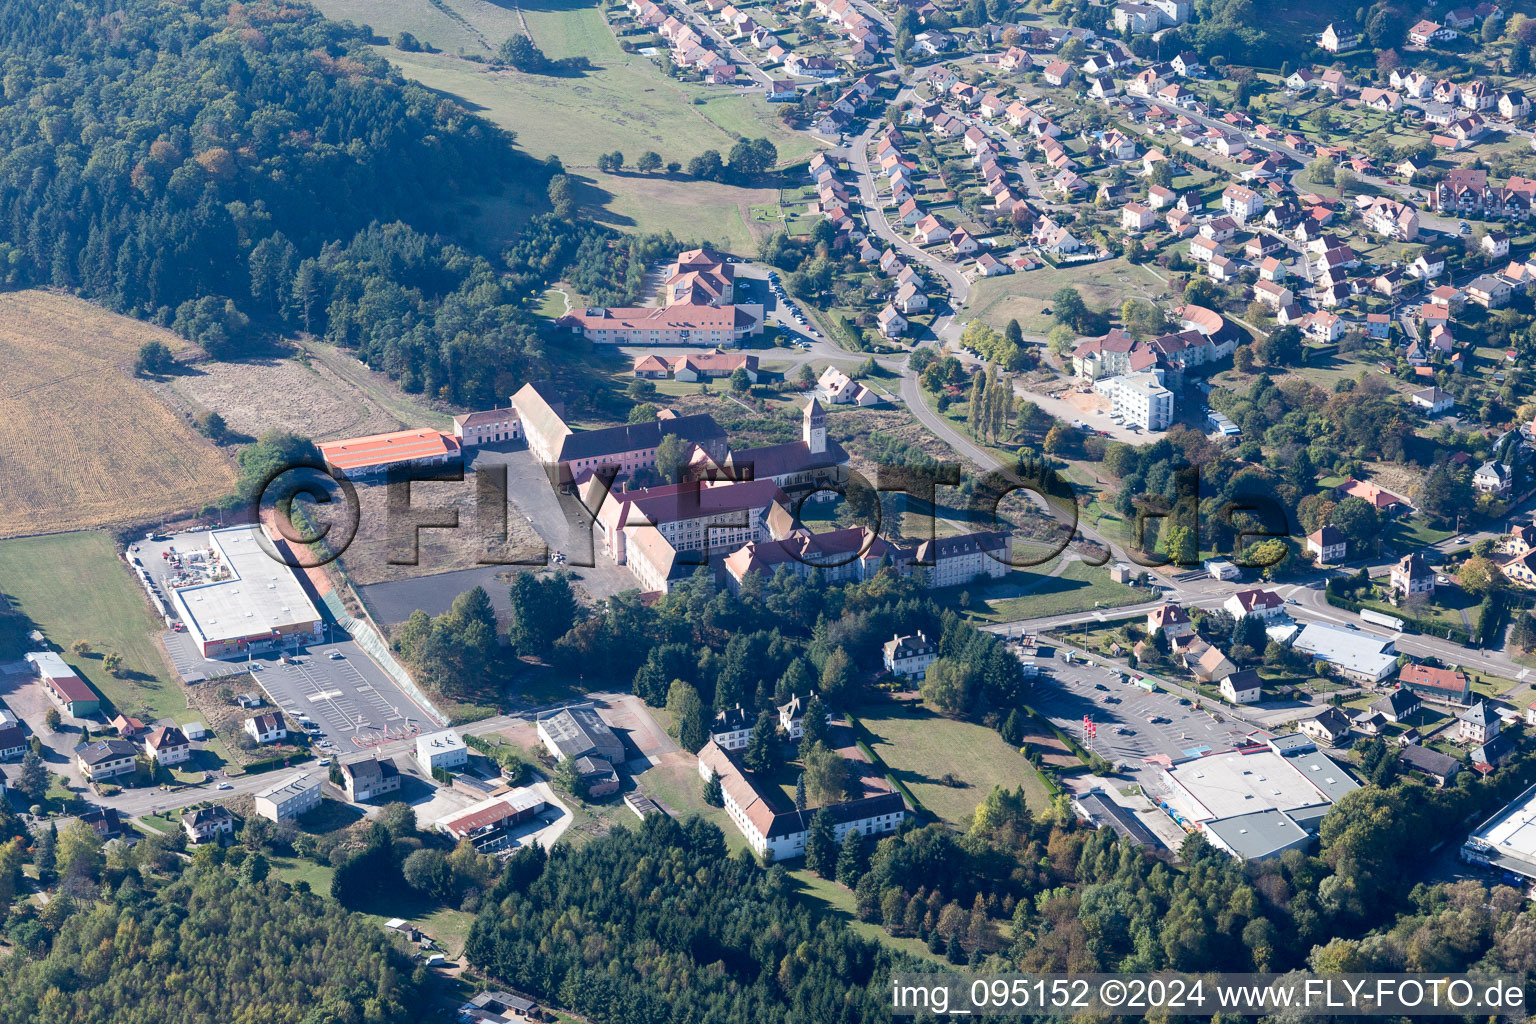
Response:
[660,0,772,88]
[844,99,974,314]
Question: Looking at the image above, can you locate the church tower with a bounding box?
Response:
[802,397,826,455]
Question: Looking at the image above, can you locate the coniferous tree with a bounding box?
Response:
[744,712,779,774]
[804,810,836,878]
[835,829,866,887]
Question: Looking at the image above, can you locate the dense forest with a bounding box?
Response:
[0,0,623,406]
[0,860,426,1023]
[465,815,900,1024]
[464,761,1536,1024]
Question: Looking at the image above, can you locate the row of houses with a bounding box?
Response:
[634,1,737,84]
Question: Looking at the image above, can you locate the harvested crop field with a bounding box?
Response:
[0,290,237,538]
[163,355,404,441]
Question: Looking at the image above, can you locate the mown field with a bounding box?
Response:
[967,258,1169,334]
[334,0,813,251]
[858,701,1053,824]
[0,531,186,723]
[0,290,237,538]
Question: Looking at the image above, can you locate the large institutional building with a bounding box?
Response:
[512,381,729,487]
[697,705,907,860]
[559,248,764,347]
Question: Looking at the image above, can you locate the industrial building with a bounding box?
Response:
[318,428,462,478]
[1463,780,1536,882]
[1155,746,1360,861]
[538,708,626,765]
[170,526,324,659]
[437,790,547,852]
[25,651,100,717]
[1292,622,1400,683]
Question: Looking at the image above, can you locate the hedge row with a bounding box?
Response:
[1323,592,1473,645]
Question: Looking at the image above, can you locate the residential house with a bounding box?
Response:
[912,214,950,245]
[75,739,138,782]
[1306,525,1347,564]
[1221,183,1264,222]
[245,713,287,746]
[1042,61,1073,87]
[1147,603,1193,638]
[143,725,191,766]
[1219,669,1263,705]
[1338,478,1408,514]
[1390,552,1436,596]
[0,726,23,761]
[340,756,402,802]
[883,632,938,679]
[1468,273,1513,309]
[1224,588,1286,621]
[1458,701,1500,745]
[1299,707,1352,746]
[1360,87,1403,112]
[1121,203,1156,233]
[1371,687,1422,724]
[1320,23,1359,52]
[1397,744,1461,786]
[1410,386,1455,415]
[1474,461,1513,496]
[182,805,236,844]
[1191,645,1237,683]
[1409,20,1456,45]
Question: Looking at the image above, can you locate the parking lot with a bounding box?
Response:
[133,528,432,749]
[245,641,424,751]
[1028,658,1255,769]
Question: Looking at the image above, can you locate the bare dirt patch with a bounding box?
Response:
[332,478,544,586]
[0,290,237,538]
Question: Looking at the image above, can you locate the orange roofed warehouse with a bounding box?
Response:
[319,429,462,478]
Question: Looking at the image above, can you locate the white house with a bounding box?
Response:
[244,713,286,746]
[883,632,938,679]
[1219,670,1263,705]
[1224,588,1285,621]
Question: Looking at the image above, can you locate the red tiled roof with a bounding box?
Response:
[320,429,460,472]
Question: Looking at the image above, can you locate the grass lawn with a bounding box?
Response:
[267,854,337,894]
[857,700,1052,823]
[788,868,944,963]
[1387,517,1457,550]
[0,531,186,723]
[376,3,811,254]
[959,560,1155,623]
[137,810,181,835]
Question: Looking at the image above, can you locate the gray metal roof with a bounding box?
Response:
[1204,808,1312,861]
